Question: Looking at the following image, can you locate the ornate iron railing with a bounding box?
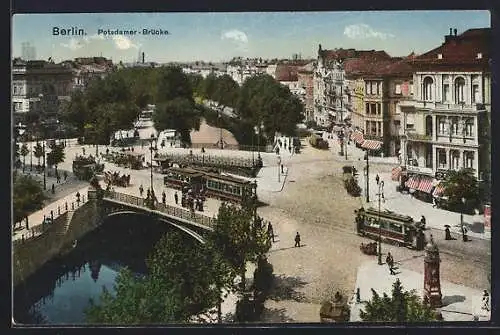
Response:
[104,191,215,228]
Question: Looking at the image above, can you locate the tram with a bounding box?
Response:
[163,166,257,203]
[355,207,425,250]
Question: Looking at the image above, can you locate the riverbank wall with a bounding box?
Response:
[13,190,101,287]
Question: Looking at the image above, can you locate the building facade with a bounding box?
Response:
[399,28,491,184]
[297,62,315,122]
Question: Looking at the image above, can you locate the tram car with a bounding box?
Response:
[163,167,204,193]
[202,171,257,203]
[163,167,257,204]
[355,207,425,250]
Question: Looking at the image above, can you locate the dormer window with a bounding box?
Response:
[437,54,443,59]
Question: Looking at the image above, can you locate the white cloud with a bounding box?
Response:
[83,34,105,44]
[60,38,85,50]
[112,35,140,50]
[344,24,395,40]
[221,29,248,44]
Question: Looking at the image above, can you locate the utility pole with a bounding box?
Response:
[377,180,384,265]
[365,150,370,203]
[43,140,46,190]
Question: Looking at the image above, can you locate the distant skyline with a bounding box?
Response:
[12,11,490,63]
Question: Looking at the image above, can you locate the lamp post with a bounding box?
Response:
[39,93,47,190]
[258,121,264,160]
[277,155,281,183]
[218,108,223,149]
[365,150,370,203]
[252,126,256,167]
[30,134,33,171]
[377,180,385,265]
[461,197,467,242]
[149,134,157,207]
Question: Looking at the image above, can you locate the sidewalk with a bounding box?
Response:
[349,260,490,322]
[357,171,490,241]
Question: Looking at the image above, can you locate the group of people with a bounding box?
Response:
[275,137,296,155]
[267,222,302,248]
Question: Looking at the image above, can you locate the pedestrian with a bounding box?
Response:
[375,174,380,185]
[445,226,452,240]
[139,184,144,197]
[25,218,29,230]
[267,223,275,243]
[420,215,426,229]
[56,172,60,183]
[289,146,292,154]
[482,290,490,311]
[356,288,361,303]
[51,184,55,194]
[174,192,179,205]
[432,197,437,208]
[82,147,85,155]
[281,164,284,174]
[294,232,301,247]
[63,170,68,181]
[386,252,396,275]
[76,191,81,204]
[162,191,166,205]
[462,226,468,242]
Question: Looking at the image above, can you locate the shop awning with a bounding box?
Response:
[361,140,383,151]
[391,166,403,181]
[405,175,421,190]
[433,182,446,197]
[416,175,434,193]
[350,131,364,144]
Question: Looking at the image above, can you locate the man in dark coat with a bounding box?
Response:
[294,232,301,247]
[386,252,396,275]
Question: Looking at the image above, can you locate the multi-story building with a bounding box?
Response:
[314,45,391,128]
[297,62,315,122]
[399,28,490,189]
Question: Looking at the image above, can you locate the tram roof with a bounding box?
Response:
[203,171,254,185]
[363,207,415,223]
[166,167,204,177]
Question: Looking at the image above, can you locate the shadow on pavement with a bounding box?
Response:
[259,307,295,323]
[269,245,307,253]
[442,295,466,306]
[268,275,307,302]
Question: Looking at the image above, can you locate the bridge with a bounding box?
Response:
[101,191,215,243]
[13,187,218,287]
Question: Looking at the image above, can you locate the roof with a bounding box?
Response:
[344,57,413,79]
[297,61,315,73]
[411,28,490,71]
[275,64,299,82]
[320,48,391,62]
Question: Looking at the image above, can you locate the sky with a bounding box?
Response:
[12,11,490,63]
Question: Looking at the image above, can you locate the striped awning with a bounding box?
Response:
[405,175,421,190]
[433,182,446,197]
[391,166,403,181]
[416,175,434,193]
[361,140,383,151]
[350,131,364,144]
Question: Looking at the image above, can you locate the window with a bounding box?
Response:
[450,151,460,170]
[365,103,370,114]
[472,84,480,103]
[438,118,446,135]
[451,117,459,135]
[464,151,474,169]
[410,82,414,95]
[395,84,401,94]
[365,82,369,94]
[438,149,447,169]
[371,121,377,135]
[371,82,377,95]
[389,223,403,233]
[465,119,474,137]
[454,77,465,103]
[423,77,434,101]
[378,122,382,136]
[376,82,380,95]
[443,84,450,102]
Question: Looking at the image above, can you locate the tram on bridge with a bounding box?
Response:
[355,207,425,250]
[163,167,257,204]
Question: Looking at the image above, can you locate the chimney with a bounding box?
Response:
[142,52,145,63]
[454,28,457,36]
[449,28,453,35]
[445,28,458,43]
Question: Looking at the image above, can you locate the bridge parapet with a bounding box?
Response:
[104,191,215,228]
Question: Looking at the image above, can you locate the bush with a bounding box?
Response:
[344,176,361,197]
[253,256,274,297]
[342,165,354,174]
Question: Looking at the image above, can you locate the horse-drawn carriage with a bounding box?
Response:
[72,155,104,181]
[103,171,131,187]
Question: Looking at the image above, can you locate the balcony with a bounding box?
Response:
[401,100,486,112]
[406,165,434,175]
[406,131,432,142]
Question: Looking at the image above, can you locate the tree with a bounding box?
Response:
[213,75,239,109]
[360,279,438,322]
[157,66,194,103]
[20,144,29,172]
[153,98,199,145]
[441,168,479,212]
[33,142,44,167]
[46,144,65,172]
[13,174,45,227]
[85,231,231,324]
[61,90,89,134]
[207,202,271,293]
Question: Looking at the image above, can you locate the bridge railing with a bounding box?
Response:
[105,191,215,228]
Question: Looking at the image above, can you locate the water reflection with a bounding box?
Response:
[14,214,190,325]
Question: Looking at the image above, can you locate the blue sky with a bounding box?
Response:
[12,11,490,63]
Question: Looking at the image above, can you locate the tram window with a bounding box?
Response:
[389,223,403,233]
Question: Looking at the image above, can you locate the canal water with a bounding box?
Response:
[13,214,191,325]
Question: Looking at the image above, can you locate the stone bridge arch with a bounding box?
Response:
[102,208,207,244]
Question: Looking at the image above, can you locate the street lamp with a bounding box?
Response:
[377,180,385,265]
[258,121,264,160]
[218,108,224,149]
[149,134,157,208]
[39,94,47,190]
[365,150,370,203]
[277,155,281,183]
[461,197,467,242]
[252,126,256,167]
